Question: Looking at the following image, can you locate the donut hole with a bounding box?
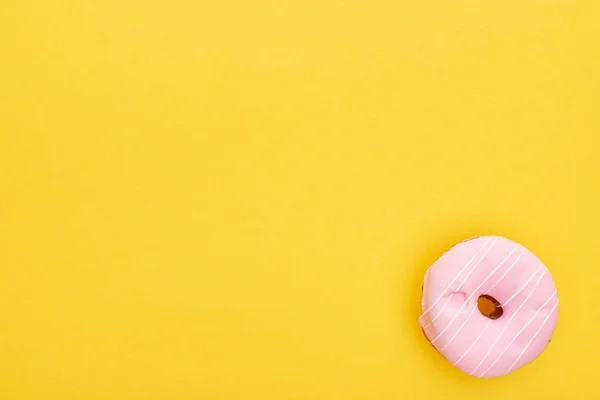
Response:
[477,294,503,320]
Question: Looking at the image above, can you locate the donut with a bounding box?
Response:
[419,236,559,378]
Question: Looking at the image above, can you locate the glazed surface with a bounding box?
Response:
[420,236,559,378]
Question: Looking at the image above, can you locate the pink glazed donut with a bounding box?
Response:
[420,236,559,378]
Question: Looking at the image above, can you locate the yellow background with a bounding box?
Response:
[1,1,599,399]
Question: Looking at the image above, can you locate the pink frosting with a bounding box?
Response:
[420,236,559,378]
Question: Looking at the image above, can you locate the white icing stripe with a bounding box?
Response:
[452,319,492,365]
[423,242,496,329]
[469,270,548,376]
[451,263,544,368]
[439,247,525,349]
[420,237,495,319]
[421,237,495,319]
[503,265,544,307]
[478,291,558,377]
[423,238,499,329]
[430,244,521,344]
[423,292,453,329]
[441,305,478,351]
[503,300,559,375]
[484,247,525,293]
